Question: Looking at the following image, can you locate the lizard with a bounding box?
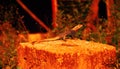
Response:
[37,24,83,42]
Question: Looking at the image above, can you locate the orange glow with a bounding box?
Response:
[27,33,47,42]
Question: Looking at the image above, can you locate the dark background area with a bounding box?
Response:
[98,0,107,20]
[0,0,52,33]
[19,0,53,33]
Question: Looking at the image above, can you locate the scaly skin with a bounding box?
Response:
[38,24,83,42]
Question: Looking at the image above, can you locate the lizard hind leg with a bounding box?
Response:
[62,36,67,41]
[66,30,76,39]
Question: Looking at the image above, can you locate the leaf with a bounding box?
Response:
[0,41,3,46]
[17,66,21,69]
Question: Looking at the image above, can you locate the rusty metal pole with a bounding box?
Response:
[51,0,58,28]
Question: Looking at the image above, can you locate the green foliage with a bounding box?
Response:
[0,0,25,32]
[112,0,120,49]
[54,0,91,36]
[0,1,25,68]
[112,1,120,68]
[0,22,18,69]
[58,0,91,20]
